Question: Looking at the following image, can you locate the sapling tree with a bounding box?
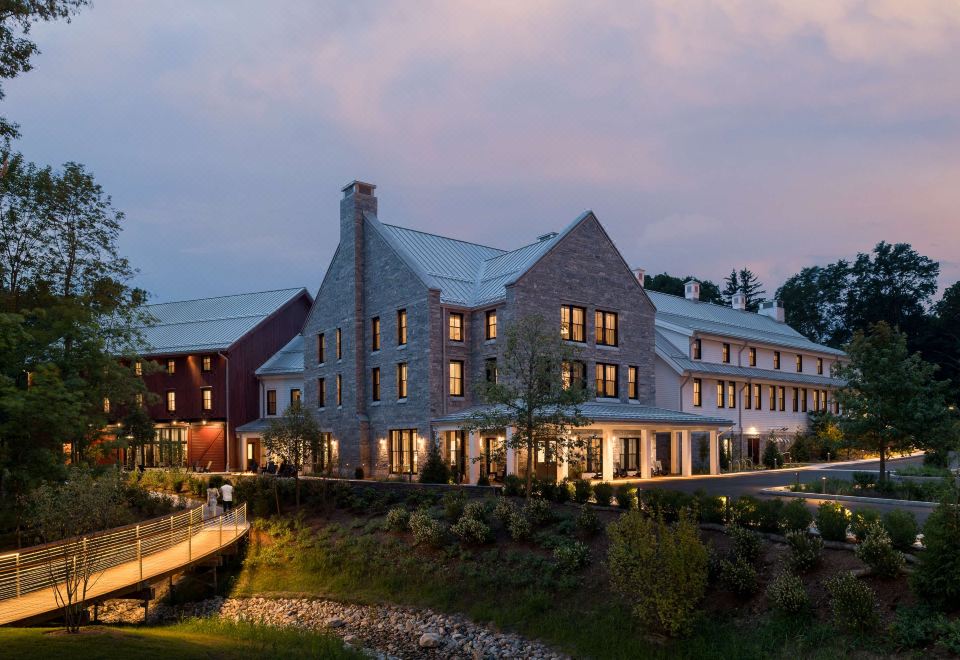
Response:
[262,401,320,507]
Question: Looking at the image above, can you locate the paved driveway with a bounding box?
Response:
[633,455,939,524]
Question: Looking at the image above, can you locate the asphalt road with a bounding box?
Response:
[636,455,939,524]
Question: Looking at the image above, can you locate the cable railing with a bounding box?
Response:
[0,503,247,603]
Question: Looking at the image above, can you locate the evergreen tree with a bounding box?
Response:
[722,268,766,311]
[643,272,724,304]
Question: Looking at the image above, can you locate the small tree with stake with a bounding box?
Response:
[262,401,320,508]
[462,314,592,499]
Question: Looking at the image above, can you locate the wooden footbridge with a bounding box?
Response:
[0,503,249,626]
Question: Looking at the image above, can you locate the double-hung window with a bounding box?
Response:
[290,389,301,405]
[722,343,731,364]
[266,389,276,415]
[389,429,418,474]
[201,389,213,414]
[317,378,326,407]
[744,383,752,409]
[166,359,176,374]
[792,387,799,412]
[485,358,498,384]
[769,385,776,411]
[317,333,325,364]
[595,363,618,398]
[336,328,342,360]
[336,374,342,406]
[801,388,808,412]
[371,317,381,351]
[773,351,781,370]
[201,355,212,372]
[817,358,824,375]
[727,381,736,408]
[562,361,586,390]
[693,378,702,407]
[449,312,463,342]
[778,386,786,411]
[717,380,725,408]
[397,309,407,345]
[371,367,381,402]
[595,310,618,346]
[692,338,702,360]
[796,354,803,372]
[560,305,586,342]
[753,383,761,410]
[166,390,176,413]
[449,360,464,397]
[397,362,408,399]
[627,366,638,400]
[748,347,756,367]
[485,310,497,340]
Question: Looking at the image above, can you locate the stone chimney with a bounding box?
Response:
[731,292,746,311]
[684,279,700,302]
[634,267,646,287]
[759,299,785,323]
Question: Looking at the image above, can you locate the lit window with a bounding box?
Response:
[594,363,618,397]
[796,354,803,373]
[317,333,325,364]
[562,361,586,390]
[397,309,407,345]
[317,378,326,407]
[449,360,464,396]
[336,374,342,406]
[692,378,702,407]
[778,386,786,411]
[744,384,752,409]
[389,429,418,474]
[716,381,725,408]
[201,355,212,372]
[748,347,756,367]
[103,397,110,414]
[397,362,408,399]
[769,385,776,411]
[801,388,808,412]
[560,305,586,342]
[819,389,826,411]
[692,338,702,360]
[628,366,638,400]
[371,317,381,351]
[166,359,176,374]
[166,390,176,413]
[722,343,731,364]
[485,358,498,384]
[753,383,761,409]
[449,312,463,342]
[792,387,799,412]
[727,381,736,408]
[336,328,342,360]
[134,361,142,376]
[485,310,497,340]
[202,387,213,411]
[371,367,381,401]
[773,351,781,370]
[266,389,276,415]
[595,310,618,346]
[290,389,301,404]
[817,358,824,375]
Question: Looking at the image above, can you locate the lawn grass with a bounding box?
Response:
[0,619,361,660]
[232,512,884,659]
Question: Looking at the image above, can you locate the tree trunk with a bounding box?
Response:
[878,446,887,485]
[525,437,534,501]
[295,474,300,508]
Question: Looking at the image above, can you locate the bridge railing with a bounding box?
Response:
[0,503,247,602]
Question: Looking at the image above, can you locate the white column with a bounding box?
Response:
[709,430,720,475]
[467,430,480,484]
[601,429,615,482]
[557,439,569,481]
[504,427,515,475]
[640,429,651,479]
[670,432,680,475]
[680,430,692,477]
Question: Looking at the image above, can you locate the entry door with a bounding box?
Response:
[619,438,640,473]
[654,432,671,474]
[247,438,261,471]
[447,431,466,482]
[483,437,502,478]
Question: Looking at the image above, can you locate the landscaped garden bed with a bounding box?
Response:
[788,471,954,503]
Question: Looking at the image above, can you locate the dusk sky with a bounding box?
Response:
[7,1,960,303]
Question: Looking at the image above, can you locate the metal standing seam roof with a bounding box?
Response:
[648,290,846,357]
[255,334,304,376]
[433,401,733,427]
[136,287,308,355]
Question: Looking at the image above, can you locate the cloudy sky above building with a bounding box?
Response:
[7,1,960,302]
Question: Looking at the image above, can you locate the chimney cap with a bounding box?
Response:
[731,292,747,311]
[342,180,377,197]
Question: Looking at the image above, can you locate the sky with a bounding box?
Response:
[6,1,960,303]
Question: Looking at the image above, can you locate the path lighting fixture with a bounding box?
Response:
[821,476,827,494]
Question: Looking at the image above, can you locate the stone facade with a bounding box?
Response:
[304,182,659,478]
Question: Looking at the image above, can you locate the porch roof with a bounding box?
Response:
[235,418,271,434]
[433,401,733,427]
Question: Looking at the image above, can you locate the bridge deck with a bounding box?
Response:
[0,523,248,626]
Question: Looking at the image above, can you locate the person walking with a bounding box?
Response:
[220,479,234,512]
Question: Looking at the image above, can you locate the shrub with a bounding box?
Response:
[815,502,849,542]
[786,530,823,573]
[882,509,919,551]
[552,479,572,504]
[593,482,614,506]
[756,498,784,533]
[718,554,759,597]
[729,495,761,529]
[641,489,696,522]
[442,489,467,522]
[727,524,764,563]
[575,504,602,537]
[762,441,783,469]
[695,491,725,524]
[451,516,492,544]
[524,497,553,526]
[767,571,810,615]
[780,498,813,532]
[462,500,490,522]
[856,522,904,578]
[888,606,950,650]
[852,471,875,490]
[572,479,592,504]
[493,497,516,525]
[507,510,532,541]
[409,511,446,547]
[404,489,438,509]
[553,540,590,573]
[476,473,489,487]
[384,506,410,532]
[615,484,637,510]
[208,474,225,489]
[608,511,708,636]
[503,474,524,497]
[850,509,882,542]
[939,620,960,655]
[825,572,880,632]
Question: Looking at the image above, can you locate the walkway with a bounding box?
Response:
[0,504,248,626]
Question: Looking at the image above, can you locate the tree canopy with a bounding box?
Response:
[263,401,322,506]
[643,272,724,305]
[722,267,766,311]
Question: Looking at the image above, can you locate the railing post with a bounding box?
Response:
[219,514,223,547]
[188,521,192,561]
[137,539,143,581]
[15,553,20,598]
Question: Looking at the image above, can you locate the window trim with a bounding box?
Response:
[562,360,586,391]
[594,362,618,398]
[716,380,725,408]
[371,317,381,352]
[722,343,731,364]
[201,355,212,373]
[166,389,176,413]
[817,358,824,375]
[266,389,276,416]
[692,378,702,407]
[773,351,781,370]
[335,328,342,360]
[726,381,736,409]
[485,358,498,384]
[595,310,618,346]
[448,312,464,342]
[371,367,381,402]
[397,362,408,399]
[485,309,497,340]
[336,374,342,407]
[748,347,756,367]
[317,333,325,364]
[166,358,176,375]
[560,305,586,342]
[290,388,301,405]
[317,378,326,408]
[692,338,702,360]
[627,365,638,400]
[397,309,408,345]
[796,354,803,373]
[389,429,418,474]
[449,360,464,397]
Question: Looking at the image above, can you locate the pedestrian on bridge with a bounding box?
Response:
[220,480,234,512]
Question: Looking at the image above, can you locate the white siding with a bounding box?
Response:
[654,358,682,411]
[259,374,305,418]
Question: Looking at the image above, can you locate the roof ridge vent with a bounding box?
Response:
[537,231,558,242]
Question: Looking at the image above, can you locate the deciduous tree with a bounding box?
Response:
[263,401,321,507]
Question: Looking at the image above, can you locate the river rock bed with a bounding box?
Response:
[97,595,568,659]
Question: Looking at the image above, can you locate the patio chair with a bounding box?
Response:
[653,460,664,476]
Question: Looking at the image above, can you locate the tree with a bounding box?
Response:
[918,282,960,405]
[722,267,766,312]
[30,466,125,633]
[643,272,724,305]
[834,323,957,483]
[0,1,89,139]
[419,437,450,484]
[262,401,320,507]
[776,262,850,347]
[463,314,592,498]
